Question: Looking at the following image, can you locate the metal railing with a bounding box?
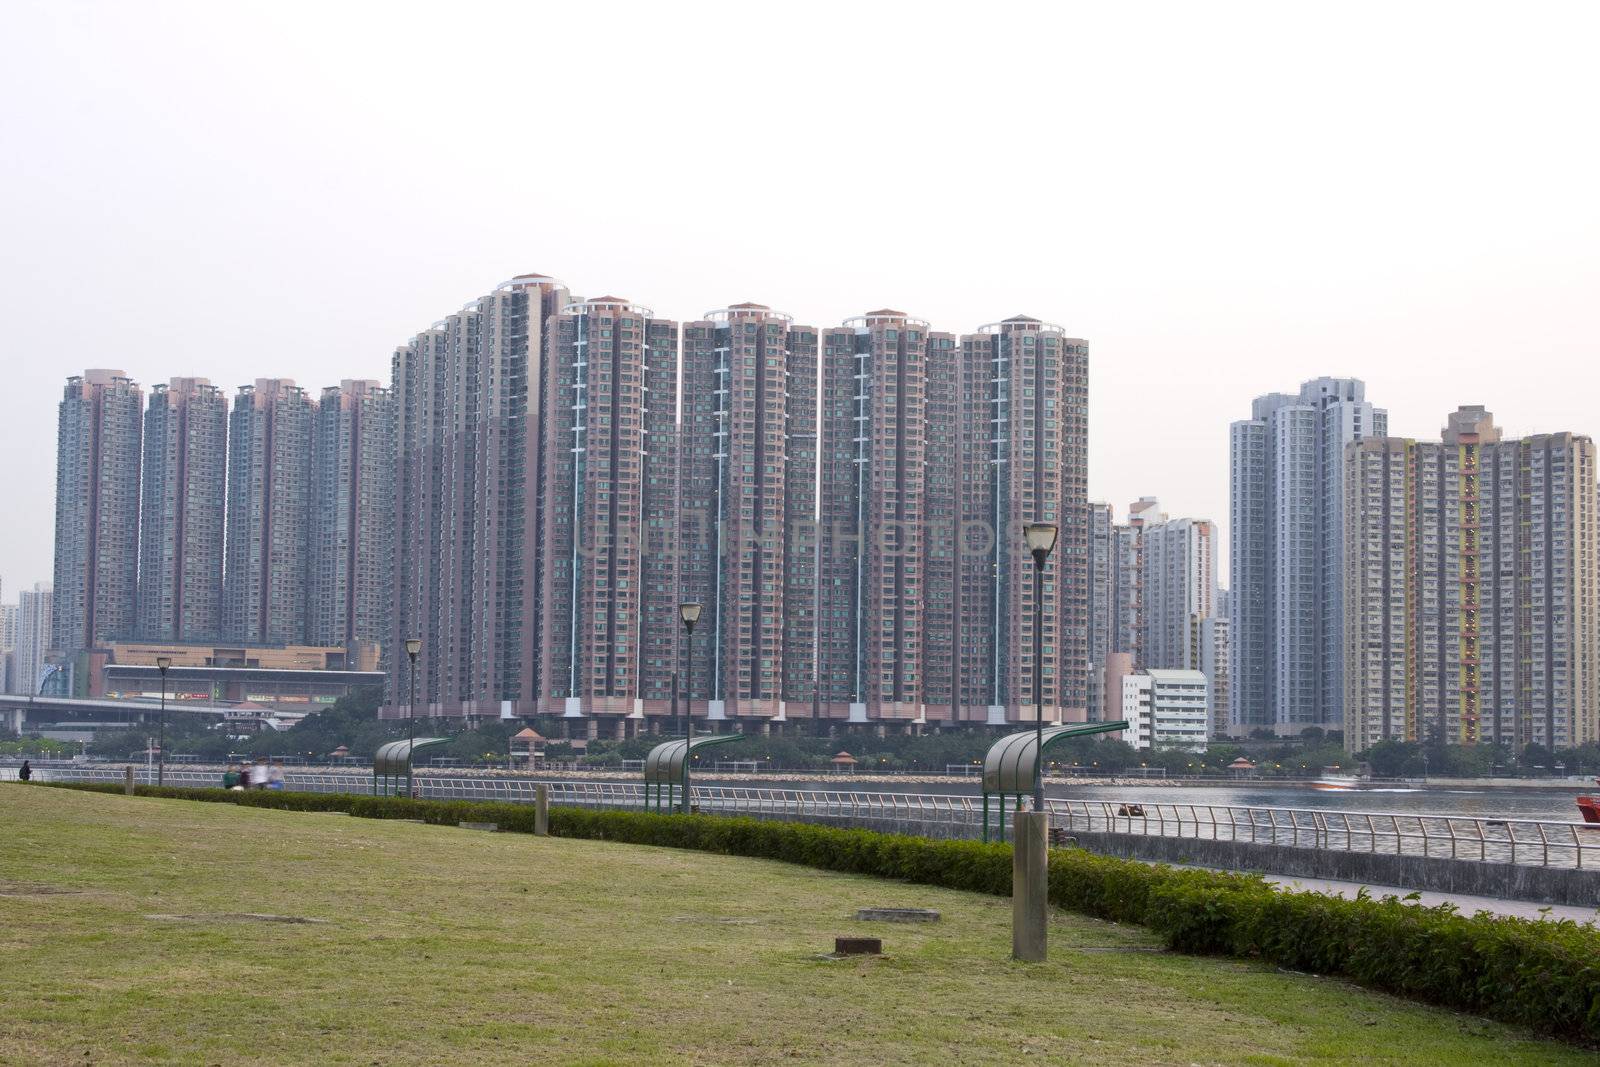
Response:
[21,765,1599,871]
[1050,800,1599,870]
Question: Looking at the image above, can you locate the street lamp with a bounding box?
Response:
[1024,522,1058,812]
[679,603,702,814]
[405,638,421,797]
[155,656,172,786]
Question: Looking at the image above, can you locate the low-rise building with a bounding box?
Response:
[1121,668,1210,751]
[91,641,382,711]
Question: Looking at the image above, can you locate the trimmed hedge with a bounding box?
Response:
[35,781,1600,1044]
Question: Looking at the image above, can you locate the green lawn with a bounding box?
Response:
[0,786,1590,1066]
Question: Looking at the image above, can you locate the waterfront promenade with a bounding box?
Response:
[17,761,1599,909]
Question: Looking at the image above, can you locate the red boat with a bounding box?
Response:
[1578,796,1600,824]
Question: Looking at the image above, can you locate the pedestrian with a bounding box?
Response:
[222,764,240,790]
[250,761,271,790]
[267,761,285,791]
[18,760,31,782]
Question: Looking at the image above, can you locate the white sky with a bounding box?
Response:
[3,0,1598,598]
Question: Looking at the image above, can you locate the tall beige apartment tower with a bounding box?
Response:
[539,296,679,733]
[309,380,394,655]
[390,274,570,717]
[138,378,228,642]
[817,310,939,725]
[53,369,143,656]
[954,318,1089,724]
[920,329,961,724]
[679,304,816,727]
[223,379,314,645]
[1344,407,1599,751]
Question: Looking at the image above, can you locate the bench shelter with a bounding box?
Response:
[643,734,742,813]
[981,720,1130,842]
[373,737,451,797]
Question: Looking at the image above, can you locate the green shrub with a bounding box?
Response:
[36,780,1600,1045]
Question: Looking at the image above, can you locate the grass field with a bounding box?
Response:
[0,786,1591,1066]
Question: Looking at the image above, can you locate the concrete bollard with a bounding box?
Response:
[124,765,135,796]
[1012,810,1049,962]
[534,784,549,836]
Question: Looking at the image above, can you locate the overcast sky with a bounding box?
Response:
[3,0,1598,598]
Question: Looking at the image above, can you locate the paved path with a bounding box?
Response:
[1265,873,1599,923]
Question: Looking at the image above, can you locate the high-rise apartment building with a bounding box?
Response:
[954,317,1090,723]
[1199,615,1230,739]
[1086,502,1114,720]
[1055,328,1091,719]
[920,329,961,724]
[1111,497,1163,662]
[223,379,314,645]
[137,378,228,642]
[817,310,937,725]
[391,274,570,717]
[0,598,14,695]
[309,380,394,655]
[372,274,1090,734]
[782,314,822,717]
[53,369,143,656]
[1231,378,1385,735]
[679,304,815,726]
[16,582,53,696]
[1142,517,1217,670]
[1344,407,1599,751]
[539,296,679,732]
[1089,499,1218,707]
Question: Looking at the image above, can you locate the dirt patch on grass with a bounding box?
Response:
[0,882,83,896]
[144,913,332,925]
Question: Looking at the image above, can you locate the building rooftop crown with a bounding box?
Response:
[976,315,1069,335]
[1442,405,1502,445]
[845,308,931,329]
[704,302,793,324]
[565,296,656,318]
[498,272,567,293]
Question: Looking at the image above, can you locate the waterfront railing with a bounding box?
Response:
[18,764,1598,872]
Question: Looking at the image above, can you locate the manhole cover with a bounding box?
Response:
[855,908,940,923]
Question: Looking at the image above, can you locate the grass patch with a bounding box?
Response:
[0,785,1591,1065]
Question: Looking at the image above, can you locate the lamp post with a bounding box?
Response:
[405,638,421,797]
[679,603,702,814]
[153,656,173,786]
[1024,522,1058,812]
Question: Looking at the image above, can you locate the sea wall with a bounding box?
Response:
[1060,829,1600,908]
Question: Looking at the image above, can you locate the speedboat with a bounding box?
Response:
[1577,796,1600,824]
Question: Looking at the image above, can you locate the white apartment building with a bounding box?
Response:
[1121,668,1210,751]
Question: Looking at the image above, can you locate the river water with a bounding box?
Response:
[697,777,1593,822]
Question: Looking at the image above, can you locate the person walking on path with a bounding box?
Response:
[222,765,240,790]
[17,760,31,782]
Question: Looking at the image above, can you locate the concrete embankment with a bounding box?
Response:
[1061,829,1600,909]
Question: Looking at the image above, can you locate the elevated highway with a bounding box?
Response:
[0,694,261,737]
